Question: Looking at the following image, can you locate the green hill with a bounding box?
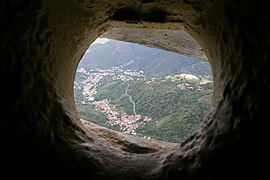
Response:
[92,74,212,142]
[74,38,213,143]
[79,38,212,79]
[75,69,213,143]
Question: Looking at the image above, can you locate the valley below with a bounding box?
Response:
[74,38,213,143]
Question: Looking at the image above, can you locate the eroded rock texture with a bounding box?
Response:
[101,28,208,61]
[0,0,269,179]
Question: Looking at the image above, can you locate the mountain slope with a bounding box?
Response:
[74,38,213,143]
[79,38,212,78]
[93,75,212,142]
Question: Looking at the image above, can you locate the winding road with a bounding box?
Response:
[125,83,137,116]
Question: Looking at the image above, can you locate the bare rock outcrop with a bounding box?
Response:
[101,28,208,61]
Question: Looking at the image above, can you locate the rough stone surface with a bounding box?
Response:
[101,28,208,61]
[0,0,269,179]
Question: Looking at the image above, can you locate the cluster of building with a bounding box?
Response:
[75,66,145,104]
[92,99,152,135]
[75,65,153,136]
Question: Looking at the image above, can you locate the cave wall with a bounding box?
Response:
[100,28,208,61]
[0,0,269,179]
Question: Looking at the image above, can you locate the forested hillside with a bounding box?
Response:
[74,38,213,143]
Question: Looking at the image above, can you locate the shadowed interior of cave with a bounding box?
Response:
[1,0,269,179]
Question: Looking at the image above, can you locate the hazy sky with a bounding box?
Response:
[92,38,109,45]
[85,38,109,53]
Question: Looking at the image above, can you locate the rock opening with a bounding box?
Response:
[1,0,269,179]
